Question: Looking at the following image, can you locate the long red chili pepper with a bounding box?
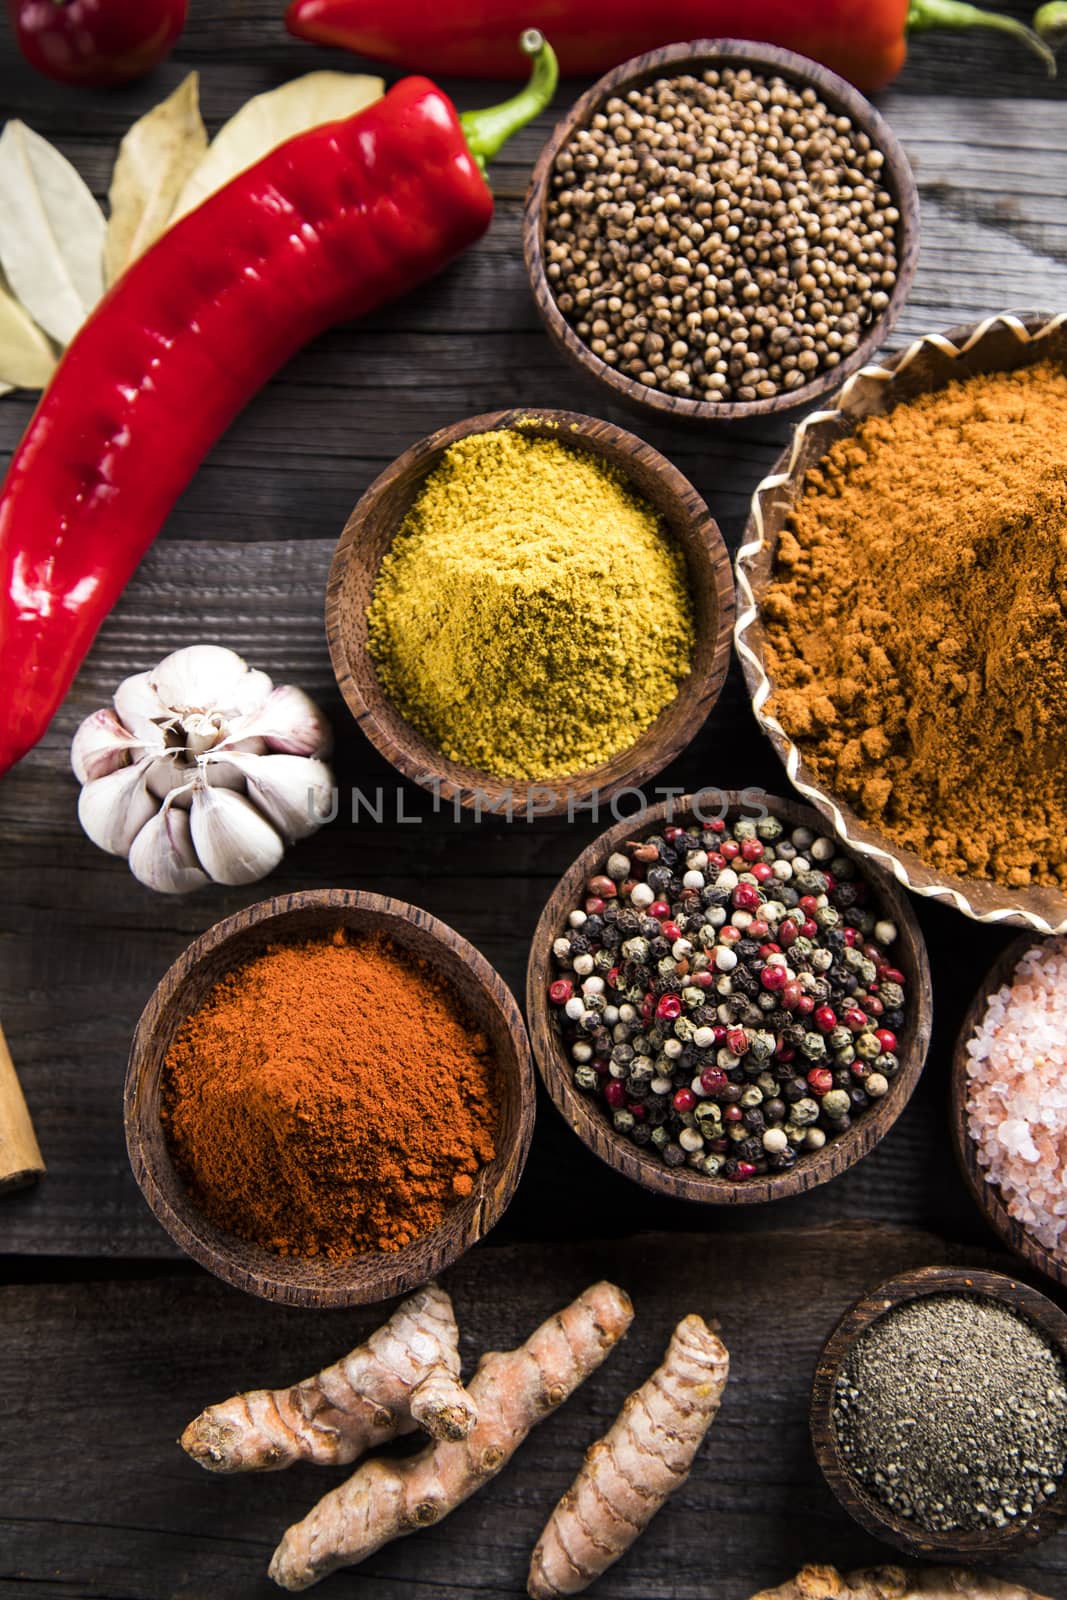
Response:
[285,0,1055,87]
[0,32,558,778]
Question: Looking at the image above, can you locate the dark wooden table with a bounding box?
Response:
[1,9,1065,1596]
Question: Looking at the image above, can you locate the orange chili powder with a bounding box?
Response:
[161,931,499,1259]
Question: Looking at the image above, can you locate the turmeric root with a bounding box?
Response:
[748,1567,1053,1600]
[182,1283,474,1473]
[268,1281,635,1591]
[527,1313,729,1598]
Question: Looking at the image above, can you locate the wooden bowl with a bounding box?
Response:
[952,933,1067,1292]
[523,39,919,424]
[811,1264,1067,1560]
[325,408,733,817]
[526,788,932,1205]
[125,890,536,1308]
[736,309,1067,935]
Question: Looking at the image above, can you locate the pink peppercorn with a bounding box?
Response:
[673,1087,696,1113]
[781,979,802,1011]
[800,918,818,938]
[585,896,606,915]
[689,970,714,990]
[701,1066,728,1094]
[752,862,774,884]
[726,1027,748,1056]
[799,895,819,914]
[797,994,815,1015]
[720,840,740,861]
[778,918,798,947]
[705,818,726,832]
[661,921,683,942]
[604,1080,627,1108]
[724,1104,743,1123]
[814,1004,837,1033]
[740,838,764,862]
[628,1101,646,1120]
[719,925,742,945]
[883,967,906,985]
[649,900,671,919]
[876,1028,898,1054]
[549,979,573,1004]
[656,993,682,1021]
[749,918,769,939]
[587,875,615,899]
[761,964,787,992]
[730,1161,757,1181]
[733,882,761,912]
[807,1067,834,1096]
[844,1007,868,1033]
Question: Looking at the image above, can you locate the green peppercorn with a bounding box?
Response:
[613,1109,636,1134]
[574,1064,599,1091]
[800,1032,827,1061]
[792,1096,821,1127]
[822,1089,851,1119]
[651,1125,670,1149]
[856,1031,881,1062]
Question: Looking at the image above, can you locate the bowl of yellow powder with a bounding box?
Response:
[735,309,1067,935]
[326,409,734,815]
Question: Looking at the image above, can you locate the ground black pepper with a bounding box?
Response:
[833,1293,1067,1532]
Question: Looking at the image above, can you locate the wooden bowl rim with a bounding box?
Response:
[951,932,1067,1291]
[525,787,933,1206]
[325,406,734,817]
[735,308,1067,936]
[124,889,536,1308]
[523,37,920,423]
[810,1262,1067,1558]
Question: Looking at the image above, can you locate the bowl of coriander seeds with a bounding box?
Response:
[526,790,932,1203]
[523,39,919,421]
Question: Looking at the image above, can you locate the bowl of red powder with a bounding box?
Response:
[125,890,535,1306]
[735,309,1067,936]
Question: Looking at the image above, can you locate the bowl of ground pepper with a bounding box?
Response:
[125,890,535,1307]
[523,40,919,422]
[811,1265,1067,1559]
[527,789,932,1204]
[736,309,1067,935]
[327,408,733,815]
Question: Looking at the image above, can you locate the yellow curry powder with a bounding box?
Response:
[762,361,1067,889]
[367,430,695,781]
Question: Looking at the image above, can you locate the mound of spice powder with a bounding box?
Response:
[833,1293,1067,1532]
[761,361,1067,889]
[966,937,1067,1261]
[161,932,499,1258]
[366,428,694,781]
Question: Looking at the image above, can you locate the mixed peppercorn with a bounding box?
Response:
[548,812,907,1181]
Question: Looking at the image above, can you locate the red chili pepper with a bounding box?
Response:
[284,0,1055,89]
[0,32,558,777]
[7,0,187,87]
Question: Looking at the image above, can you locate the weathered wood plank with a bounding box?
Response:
[1,1227,1063,1599]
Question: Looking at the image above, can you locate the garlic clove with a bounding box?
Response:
[128,806,211,895]
[114,670,172,742]
[151,645,257,716]
[222,684,333,758]
[228,668,274,716]
[77,759,160,857]
[190,784,285,886]
[210,751,336,842]
[71,708,140,784]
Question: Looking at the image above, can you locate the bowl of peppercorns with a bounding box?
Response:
[523,39,919,422]
[526,790,932,1203]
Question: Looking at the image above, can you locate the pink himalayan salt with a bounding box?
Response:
[966,937,1067,1260]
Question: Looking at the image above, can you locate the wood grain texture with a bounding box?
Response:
[950,935,1067,1293]
[3,1226,1064,1600]
[810,1265,1067,1561]
[326,408,734,815]
[735,312,1067,935]
[527,790,933,1206]
[126,890,535,1305]
[523,40,920,423]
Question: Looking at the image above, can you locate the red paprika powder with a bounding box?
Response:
[161,931,499,1259]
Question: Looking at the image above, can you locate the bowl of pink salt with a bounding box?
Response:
[953,934,1067,1291]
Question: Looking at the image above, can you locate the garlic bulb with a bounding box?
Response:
[70,645,336,894]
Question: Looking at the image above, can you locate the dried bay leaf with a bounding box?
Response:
[105,72,208,286]
[171,70,383,223]
[0,120,105,346]
[0,273,56,391]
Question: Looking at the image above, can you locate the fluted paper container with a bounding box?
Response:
[735,310,1067,936]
